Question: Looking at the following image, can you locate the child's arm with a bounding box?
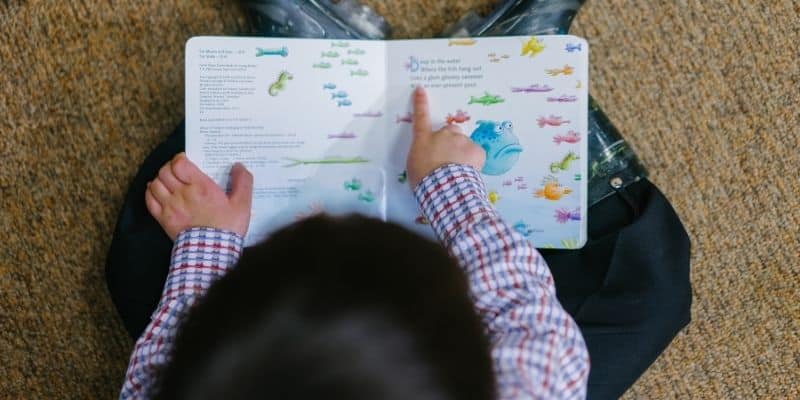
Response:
[408,88,589,399]
[119,154,253,399]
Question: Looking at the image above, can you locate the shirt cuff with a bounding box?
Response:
[413,164,498,246]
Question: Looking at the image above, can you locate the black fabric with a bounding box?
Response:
[106,122,691,400]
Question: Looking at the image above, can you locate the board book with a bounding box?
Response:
[185,35,589,248]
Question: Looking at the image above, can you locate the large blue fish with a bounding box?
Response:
[469,120,522,175]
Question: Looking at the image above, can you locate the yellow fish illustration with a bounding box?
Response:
[534,180,573,201]
[488,191,500,205]
[546,65,574,76]
[449,38,476,46]
[521,37,545,57]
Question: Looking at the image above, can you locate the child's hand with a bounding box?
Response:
[406,87,485,189]
[145,153,253,240]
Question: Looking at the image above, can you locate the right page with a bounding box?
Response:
[383,35,589,249]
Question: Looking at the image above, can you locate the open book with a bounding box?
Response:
[186,35,588,248]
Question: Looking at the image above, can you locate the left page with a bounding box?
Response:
[185,36,389,245]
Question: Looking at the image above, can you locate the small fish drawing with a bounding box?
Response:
[554,208,581,223]
[404,56,419,72]
[256,46,288,57]
[565,43,582,52]
[323,83,337,90]
[553,130,581,145]
[337,99,352,107]
[574,173,582,181]
[331,41,349,48]
[331,90,349,99]
[415,214,430,225]
[502,180,513,187]
[546,65,575,76]
[328,132,356,139]
[321,50,340,58]
[449,38,477,46]
[511,84,553,93]
[550,151,580,173]
[341,58,359,65]
[348,48,366,55]
[343,178,362,191]
[468,92,504,106]
[353,111,383,118]
[521,37,545,57]
[547,95,578,103]
[358,190,375,203]
[268,71,292,96]
[537,115,570,127]
[397,170,407,184]
[512,221,534,237]
[534,178,573,201]
[312,62,332,69]
[350,69,369,77]
[396,112,413,124]
[488,191,500,205]
[446,109,470,124]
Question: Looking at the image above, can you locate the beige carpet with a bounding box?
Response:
[1,0,798,398]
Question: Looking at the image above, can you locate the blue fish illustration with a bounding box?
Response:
[512,221,533,237]
[256,46,289,57]
[331,91,349,99]
[323,83,336,90]
[469,120,522,176]
[337,99,352,107]
[565,43,582,52]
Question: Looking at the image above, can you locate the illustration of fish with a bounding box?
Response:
[331,41,349,48]
[521,37,545,57]
[468,92,504,106]
[533,178,573,200]
[415,214,429,225]
[350,69,369,77]
[331,90,349,99]
[512,221,533,237]
[445,109,470,124]
[550,151,580,173]
[268,71,292,96]
[502,180,513,187]
[553,130,581,145]
[547,95,578,103]
[404,56,419,72]
[321,50,340,58]
[313,62,332,69]
[488,191,500,205]
[546,65,575,76]
[397,170,407,184]
[337,99,352,107]
[565,43,582,52]
[448,38,476,46]
[358,190,375,203]
[396,112,413,124]
[574,173,582,181]
[323,83,337,90]
[328,132,357,139]
[554,208,581,223]
[256,46,288,57]
[511,84,553,93]
[348,48,366,55]
[341,58,359,65]
[537,115,571,127]
[283,156,369,167]
[353,111,383,118]
[470,120,522,176]
[343,178,362,191]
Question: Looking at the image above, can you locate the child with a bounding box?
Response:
[120,87,589,399]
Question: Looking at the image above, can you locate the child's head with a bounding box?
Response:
[154,215,494,400]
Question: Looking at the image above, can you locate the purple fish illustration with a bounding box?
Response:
[328,132,356,139]
[511,84,553,93]
[547,94,578,103]
[554,208,581,223]
[353,111,383,118]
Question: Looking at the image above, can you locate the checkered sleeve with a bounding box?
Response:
[119,227,243,400]
[414,164,590,400]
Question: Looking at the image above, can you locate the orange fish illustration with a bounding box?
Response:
[545,65,574,76]
[534,179,573,200]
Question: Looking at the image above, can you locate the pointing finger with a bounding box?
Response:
[412,86,432,139]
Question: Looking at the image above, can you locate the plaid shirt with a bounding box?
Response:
[120,164,589,399]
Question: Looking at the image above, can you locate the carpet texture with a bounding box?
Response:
[1,0,798,398]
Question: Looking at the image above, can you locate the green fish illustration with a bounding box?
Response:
[312,62,332,69]
[550,151,580,173]
[343,178,362,191]
[321,51,340,58]
[348,48,365,55]
[341,58,359,65]
[350,69,369,77]
[331,41,350,48]
[268,71,293,96]
[358,190,375,203]
[468,92,504,106]
[397,170,407,184]
[283,156,369,167]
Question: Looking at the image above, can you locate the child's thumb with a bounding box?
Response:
[228,162,253,209]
